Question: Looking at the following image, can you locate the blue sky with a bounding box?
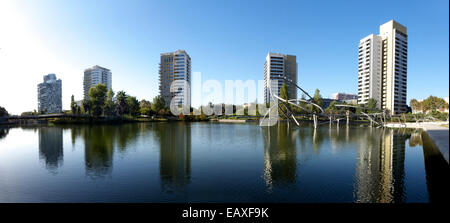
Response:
[0,0,448,114]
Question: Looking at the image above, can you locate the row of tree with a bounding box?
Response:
[71,84,170,117]
[410,96,449,114]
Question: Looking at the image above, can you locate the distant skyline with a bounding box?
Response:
[0,0,448,115]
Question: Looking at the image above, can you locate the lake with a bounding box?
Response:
[0,122,448,202]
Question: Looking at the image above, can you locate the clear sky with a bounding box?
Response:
[0,0,448,115]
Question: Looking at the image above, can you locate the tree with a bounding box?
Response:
[88,84,107,116]
[0,106,9,117]
[410,96,449,114]
[151,95,166,115]
[367,98,377,110]
[311,89,323,113]
[115,91,128,116]
[70,95,77,114]
[325,100,338,114]
[127,96,140,117]
[280,83,289,100]
[278,83,290,117]
[81,99,91,115]
[422,96,448,113]
[139,99,152,116]
[103,89,116,116]
[410,99,420,112]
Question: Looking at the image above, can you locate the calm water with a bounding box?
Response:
[0,122,448,203]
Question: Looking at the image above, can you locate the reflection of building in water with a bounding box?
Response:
[354,128,406,203]
[39,127,63,170]
[263,124,297,190]
[157,123,191,192]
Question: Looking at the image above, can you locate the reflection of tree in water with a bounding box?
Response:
[262,123,297,190]
[354,128,407,203]
[0,128,9,140]
[409,131,422,147]
[70,124,142,179]
[38,127,64,173]
[152,122,191,194]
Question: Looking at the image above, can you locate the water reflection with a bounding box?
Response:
[38,127,63,172]
[1,122,447,202]
[152,122,191,193]
[70,124,143,178]
[262,123,297,190]
[354,128,407,203]
[0,127,9,140]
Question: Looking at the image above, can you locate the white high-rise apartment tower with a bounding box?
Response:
[264,53,297,103]
[37,74,62,114]
[83,65,112,99]
[358,20,408,114]
[159,50,191,107]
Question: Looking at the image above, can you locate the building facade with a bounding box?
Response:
[37,74,62,114]
[159,50,191,107]
[358,34,382,108]
[332,92,358,101]
[357,20,408,114]
[83,65,112,99]
[264,53,297,103]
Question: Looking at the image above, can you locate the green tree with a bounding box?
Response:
[151,95,166,115]
[410,99,420,112]
[103,89,116,116]
[139,99,152,116]
[325,100,338,114]
[0,106,9,117]
[115,91,128,116]
[280,83,289,101]
[81,99,91,115]
[311,89,323,113]
[422,96,448,113]
[127,96,140,117]
[367,98,377,110]
[70,95,77,114]
[278,83,290,117]
[88,84,107,117]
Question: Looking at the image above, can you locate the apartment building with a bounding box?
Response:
[37,74,62,114]
[358,20,408,114]
[83,65,112,99]
[264,53,297,103]
[159,50,191,107]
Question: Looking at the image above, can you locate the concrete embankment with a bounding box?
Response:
[386,122,449,164]
[217,119,248,123]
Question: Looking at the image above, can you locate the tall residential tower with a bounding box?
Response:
[159,50,191,107]
[83,65,112,99]
[264,53,298,103]
[37,74,62,114]
[358,20,408,114]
